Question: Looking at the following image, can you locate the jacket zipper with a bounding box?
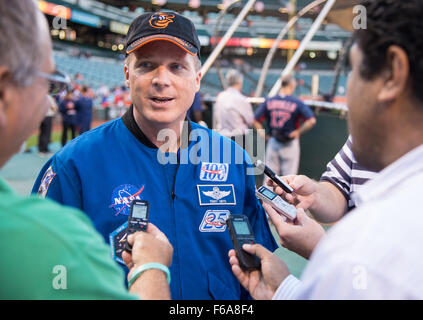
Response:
[171,150,181,200]
[170,149,182,298]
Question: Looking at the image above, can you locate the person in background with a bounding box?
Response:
[75,85,93,134]
[187,91,206,126]
[254,75,316,179]
[213,69,254,149]
[59,90,78,146]
[38,95,57,156]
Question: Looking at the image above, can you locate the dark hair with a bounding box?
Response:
[354,0,423,102]
[281,75,294,88]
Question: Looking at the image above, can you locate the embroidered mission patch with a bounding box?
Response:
[199,210,230,232]
[38,166,56,198]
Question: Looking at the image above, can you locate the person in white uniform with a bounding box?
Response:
[213,69,254,149]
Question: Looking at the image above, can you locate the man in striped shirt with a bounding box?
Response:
[262,135,377,260]
[320,135,377,212]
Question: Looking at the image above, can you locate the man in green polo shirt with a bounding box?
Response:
[0,0,172,300]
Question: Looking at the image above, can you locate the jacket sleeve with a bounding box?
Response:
[32,155,83,210]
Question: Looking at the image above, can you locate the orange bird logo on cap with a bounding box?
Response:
[149,13,175,29]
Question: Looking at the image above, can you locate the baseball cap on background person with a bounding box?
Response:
[125,12,201,59]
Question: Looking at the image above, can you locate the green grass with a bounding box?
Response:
[25,132,63,149]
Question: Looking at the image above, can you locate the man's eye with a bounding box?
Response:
[137,62,153,69]
[171,64,183,71]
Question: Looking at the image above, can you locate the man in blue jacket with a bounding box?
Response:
[75,86,93,134]
[33,11,277,300]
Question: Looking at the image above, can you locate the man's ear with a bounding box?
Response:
[377,45,410,104]
[195,71,201,93]
[124,64,130,88]
[0,66,14,129]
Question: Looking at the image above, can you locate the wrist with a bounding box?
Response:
[272,275,301,300]
[306,180,320,213]
[128,262,171,288]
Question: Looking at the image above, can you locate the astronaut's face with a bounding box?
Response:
[125,40,201,132]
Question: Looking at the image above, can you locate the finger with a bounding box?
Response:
[272,185,285,196]
[229,259,250,290]
[241,243,271,261]
[293,195,306,208]
[288,176,305,191]
[228,249,237,258]
[146,222,160,235]
[229,253,240,267]
[147,223,169,243]
[284,193,296,203]
[294,208,309,225]
[266,179,274,187]
[127,233,135,245]
[271,176,299,201]
[263,203,291,235]
[290,175,314,194]
[122,250,133,269]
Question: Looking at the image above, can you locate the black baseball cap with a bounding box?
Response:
[125,12,201,58]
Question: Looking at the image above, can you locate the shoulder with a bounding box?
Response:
[316,180,423,272]
[54,118,125,160]
[0,194,98,244]
[190,122,251,164]
[0,193,107,268]
[291,96,311,109]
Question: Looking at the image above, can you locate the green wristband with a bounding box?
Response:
[128,263,171,287]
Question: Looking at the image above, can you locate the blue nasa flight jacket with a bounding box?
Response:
[32,106,277,300]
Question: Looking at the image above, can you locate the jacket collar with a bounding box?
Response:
[353,144,423,206]
[122,104,192,150]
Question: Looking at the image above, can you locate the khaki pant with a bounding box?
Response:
[263,137,300,184]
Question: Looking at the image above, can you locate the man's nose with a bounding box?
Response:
[152,66,171,88]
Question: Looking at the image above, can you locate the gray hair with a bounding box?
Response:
[225,69,243,87]
[0,0,45,87]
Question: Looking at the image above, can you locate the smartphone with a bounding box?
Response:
[226,214,261,271]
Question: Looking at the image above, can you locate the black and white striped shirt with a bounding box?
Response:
[320,136,377,210]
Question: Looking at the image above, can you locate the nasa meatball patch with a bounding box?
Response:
[109,184,145,216]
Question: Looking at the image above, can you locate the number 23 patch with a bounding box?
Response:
[199,210,230,232]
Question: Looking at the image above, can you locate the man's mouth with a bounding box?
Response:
[150,96,174,104]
